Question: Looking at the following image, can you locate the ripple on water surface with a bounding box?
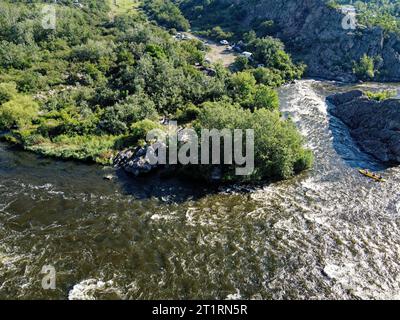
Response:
[1,80,400,299]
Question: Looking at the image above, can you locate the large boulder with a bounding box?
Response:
[113,145,160,176]
[327,91,400,163]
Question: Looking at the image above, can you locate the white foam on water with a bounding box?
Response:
[249,80,400,299]
[225,289,242,300]
[68,279,123,300]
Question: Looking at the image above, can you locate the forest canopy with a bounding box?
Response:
[0,0,312,182]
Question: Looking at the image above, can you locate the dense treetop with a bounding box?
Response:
[0,0,312,182]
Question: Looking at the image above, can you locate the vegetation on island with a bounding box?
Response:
[353,54,378,81]
[0,0,312,182]
[364,89,397,101]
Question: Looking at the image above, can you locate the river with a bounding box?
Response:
[1,80,400,300]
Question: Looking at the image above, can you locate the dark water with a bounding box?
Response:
[1,80,400,300]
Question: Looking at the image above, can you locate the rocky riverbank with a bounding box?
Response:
[327,90,400,164]
[113,146,160,177]
[192,0,400,82]
[113,144,223,182]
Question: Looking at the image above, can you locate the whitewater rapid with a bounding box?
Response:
[1,80,400,299]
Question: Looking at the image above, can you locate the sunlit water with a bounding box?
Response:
[1,80,400,300]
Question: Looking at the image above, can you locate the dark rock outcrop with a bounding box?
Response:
[113,145,160,176]
[327,91,400,163]
[207,0,400,82]
[113,143,224,182]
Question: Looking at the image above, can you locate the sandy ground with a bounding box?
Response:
[184,33,238,67]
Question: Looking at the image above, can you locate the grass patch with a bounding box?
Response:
[23,134,121,164]
[107,0,139,17]
[365,90,397,102]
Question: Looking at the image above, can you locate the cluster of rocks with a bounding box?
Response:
[113,142,224,182]
[327,90,400,163]
[113,145,160,176]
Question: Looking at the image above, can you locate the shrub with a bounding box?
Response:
[251,67,284,87]
[143,0,190,31]
[100,93,159,135]
[0,82,18,104]
[0,95,39,130]
[0,41,32,69]
[130,119,163,142]
[206,26,234,41]
[365,90,397,101]
[245,36,305,81]
[71,40,115,63]
[175,103,201,123]
[37,118,63,138]
[353,54,375,80]
[26,134,120,164]
[233,56,250,71]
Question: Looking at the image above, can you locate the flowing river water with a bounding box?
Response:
[1,80,400,300]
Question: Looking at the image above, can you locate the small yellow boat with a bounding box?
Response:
[358,169,386,182]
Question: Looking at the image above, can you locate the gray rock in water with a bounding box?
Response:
[113,145,159,177]
[327,90,363,105]
[328,90,400,164]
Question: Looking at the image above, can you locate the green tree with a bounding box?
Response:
[253,85,279,111]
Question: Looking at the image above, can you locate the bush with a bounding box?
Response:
[130,119,163,142]
[251,67,284,87]
[0,82,18,104]
[100,93,159,135]
[71,40,115,63]
[365,90,397,101]
[25,134,119,164]
[0,95,39,130]
[245,36,305,81]
[206,26,234,41]
[353,54,375,80]
[0,41,32,69]
[228,71,257,103]
[37,118,64,138]
[233,56,250,71]
[175,103,201,123]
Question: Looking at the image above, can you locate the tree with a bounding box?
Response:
[253,85,279,111]
[194,101,313,181]
[0,41,32,69]
[228,71,257,103]
[143,0,191,31]
[100,92,159,135]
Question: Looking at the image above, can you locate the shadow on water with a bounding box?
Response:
[114,168,220,203]
[0,142,220,204]
[326,100,388,172]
